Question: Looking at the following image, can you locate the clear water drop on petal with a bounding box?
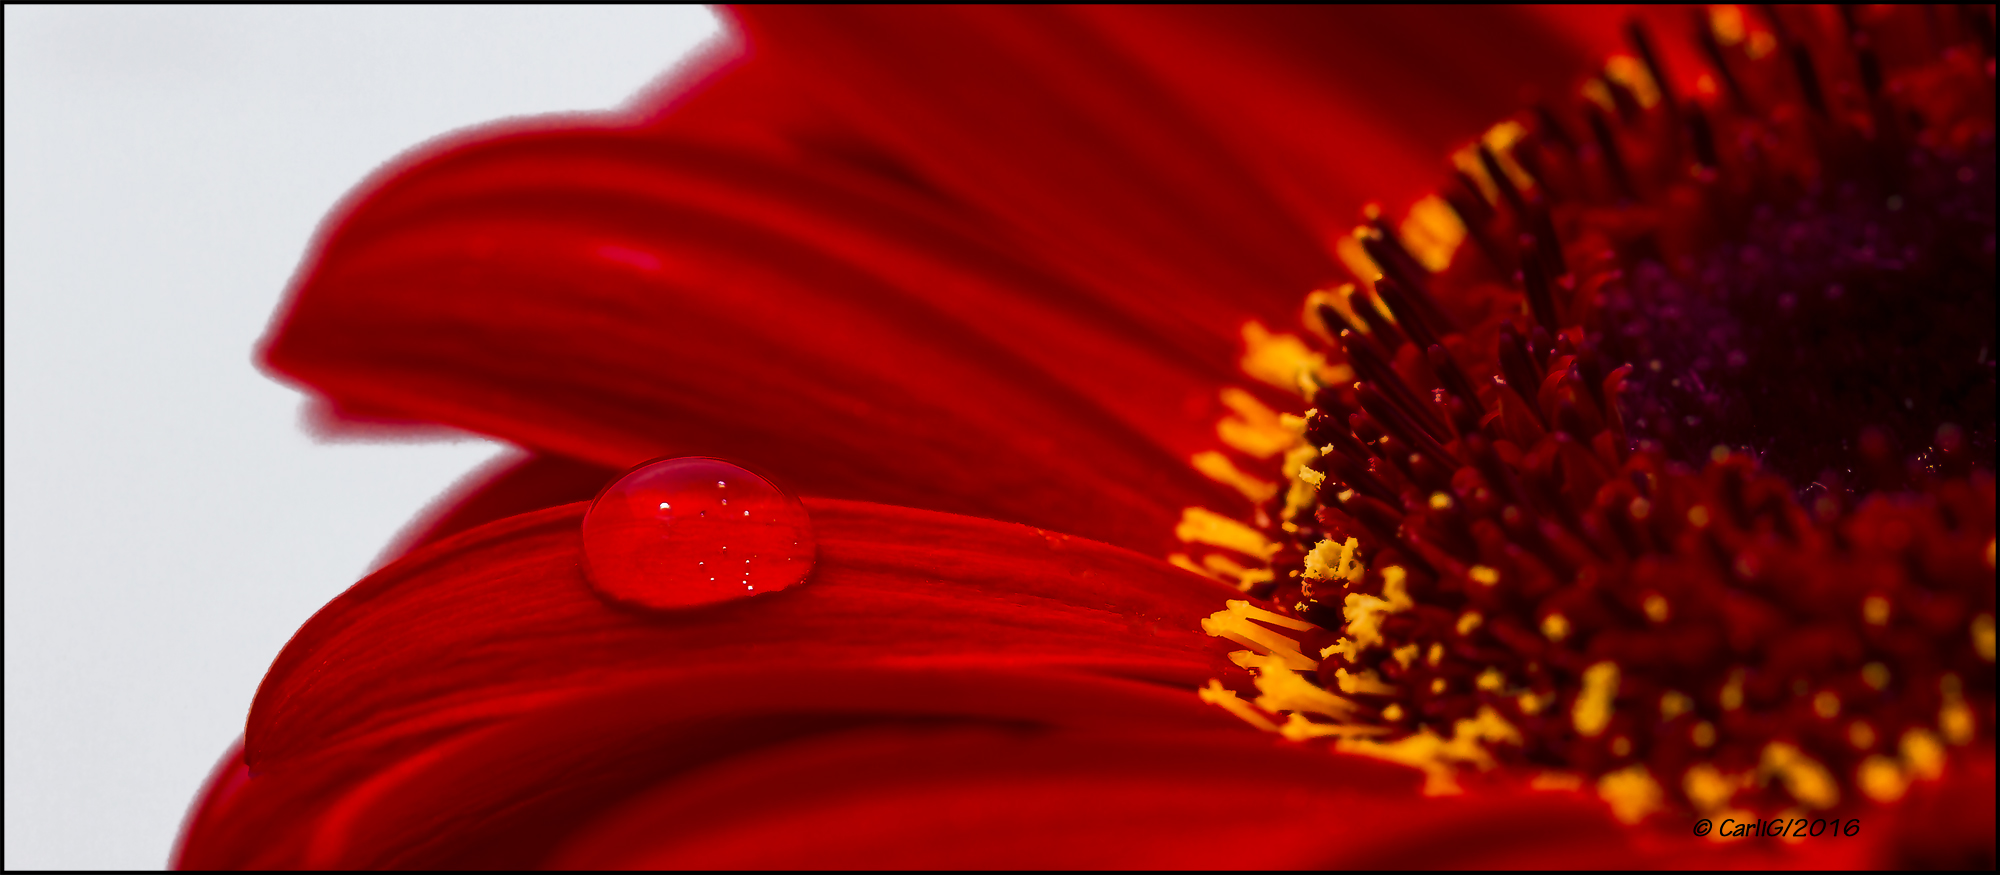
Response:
[582,457,815,610]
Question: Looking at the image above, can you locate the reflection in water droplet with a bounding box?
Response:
[582,457,816,610]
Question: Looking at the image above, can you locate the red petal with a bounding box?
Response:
[243,498,1241,773]
[263,96,1249,553]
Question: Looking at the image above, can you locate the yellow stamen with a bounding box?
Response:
[1682,763,1741,815]
[1392,643,1420,669]
[1709,4,1745,46]
[1341,566,1411,651]
[1642,592,1670,623]
[1397,195,1464,273]
[1336,706,1519,796]
[1190,451,1279,504]
[1175,507,1278,559]
[1477,667,1506,692]
[1199,552,1274,592]
[1857,755,1908,802]
[1659,690,1693,721]
[1941,700,1974,745]
[1167,553,1226,582]
[1572,661,1620,738]
[1760,742,1840,810]
[1603,55,1661,108]
[1862,662,1890,690]
[1197,679,1279,732]
[1333,667,1397,696]
[1468,565,1500,586]
[1540,612,1570,643]
[1199,600,1318,671]
[1215,387,1295,459]
[1597,765,1663,824]
[1720,668,1745,711]
[1456,611,1484,636]
[1240,321,1347,398]
[1862,595,1891,626]
[1902,728,1945,779]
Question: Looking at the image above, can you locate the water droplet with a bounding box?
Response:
[582,457,816,610]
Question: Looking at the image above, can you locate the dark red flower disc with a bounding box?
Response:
[582,457,815,609]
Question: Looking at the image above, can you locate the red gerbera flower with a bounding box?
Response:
[176,6,1995,868]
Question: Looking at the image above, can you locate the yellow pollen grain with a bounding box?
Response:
[1974,614,1996,662]
[1426,642,1445,667]
[1813,691,1840,719]
[1849,720,1877,750]
[1709,4,1745,46]
[1862,595,1891,626]
[1597,765,1663,825]
[1642,593,1670,624]
[1175,507,1278,559]
[1682,764,1742,815]
[1857,755,1909,803]
[1628,497,1651,520]
[1393,643,1420,669]
[1660,690,1693,721]
[1862,662,1891,691]
[1468,565,1500,586]
[1197,679,1280,732]
[1540,613,1571,643]
[1720,668,1746,711]
[1303,537,1364,584]
[1477,667,1506,692]
[1457,611,1484,636]
[1518,691,1546,716]
[1430,677,1448,695]
[1296,465,1326,489]
[1692,721,1717,748]
[1190,451,1279,504]
[1381,703,1405,723]
[1428,491,1454,510]
[1397,195,1464,273]
[1572,661,1620,738]
[1611,736,1633,757]
[1686,505,1711,528]
[1760,742,1840,810]
[1239,322,1339,399]
[1901,728,1945,780]
[1941,700,1975,745]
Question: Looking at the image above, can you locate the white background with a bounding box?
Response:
[5,7,722,868]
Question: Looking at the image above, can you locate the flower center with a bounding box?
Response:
[1190,7,1995,823]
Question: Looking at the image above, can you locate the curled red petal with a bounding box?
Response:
[263,104,1251,553]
